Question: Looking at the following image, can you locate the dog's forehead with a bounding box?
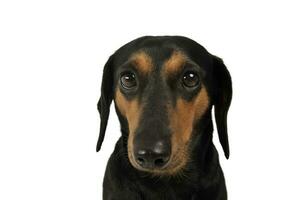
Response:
[129,49,188,74]
[114,36,211,73]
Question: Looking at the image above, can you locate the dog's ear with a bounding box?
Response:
[96,55,115,152]
[212,55,232,159]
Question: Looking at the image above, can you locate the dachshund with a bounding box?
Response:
[96,36,232,200]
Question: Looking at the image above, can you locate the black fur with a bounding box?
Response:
[96,36,232,200]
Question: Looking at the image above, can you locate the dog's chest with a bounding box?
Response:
[137,181,198,200]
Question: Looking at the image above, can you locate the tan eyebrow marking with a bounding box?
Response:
[163,51,187,75]
[129,51,153,74]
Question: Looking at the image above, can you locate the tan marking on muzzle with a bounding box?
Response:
[171,87,209,143]
[114,88,142,168]
[167,87,210,174]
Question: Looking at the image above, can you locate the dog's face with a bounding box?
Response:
[97,36,232,175]
[114,50,210,174]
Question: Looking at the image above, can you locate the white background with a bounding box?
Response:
[1,0,301,199]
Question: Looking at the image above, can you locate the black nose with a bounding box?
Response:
[134,141,170,169]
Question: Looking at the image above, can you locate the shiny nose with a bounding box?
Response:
[134,141,170,169]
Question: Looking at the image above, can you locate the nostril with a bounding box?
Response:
[154,158,165,167]
[134,144,171,169]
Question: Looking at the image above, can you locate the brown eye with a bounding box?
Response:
[120,72,137,89]
[182,71,199,88]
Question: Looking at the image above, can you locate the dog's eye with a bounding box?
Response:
[182,71,199,88]
[120,72,137,89]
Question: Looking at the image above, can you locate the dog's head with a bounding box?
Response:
[96,36,232,175]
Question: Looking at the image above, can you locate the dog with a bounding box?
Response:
[96,36,232,200]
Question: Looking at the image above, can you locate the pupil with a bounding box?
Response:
[188,73,194,79]
[183,71,199,87]
[124,74,134,82]
[121,73,136,89]
[185,73,195,81]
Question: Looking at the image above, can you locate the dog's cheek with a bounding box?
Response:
[115,89,142,158]
[193,87,210,123]
[168,99,194,169]
[115,89,142,133]
[168,87,209,163]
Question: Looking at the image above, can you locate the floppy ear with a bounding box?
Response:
[212,56,232,159]
[96,55,115,152]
